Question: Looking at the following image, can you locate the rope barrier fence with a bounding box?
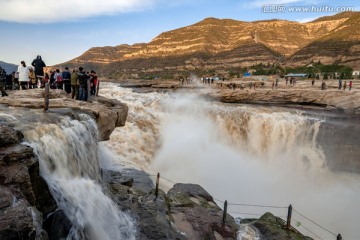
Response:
[293,217,324,240]
[293,208,338,238]
[147,172,342,240]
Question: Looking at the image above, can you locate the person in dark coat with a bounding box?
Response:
[62,67,72,94]
[78,67,89,101]
[0,66,9,97]
[31,55,46,86]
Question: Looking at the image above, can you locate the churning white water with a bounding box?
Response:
[1,110,136,240]
[100,82,360,240]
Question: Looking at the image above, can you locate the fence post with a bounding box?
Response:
[155,173,160,199]
[44,83,49,111]
[96,80,100,96]
[222,200,228,228]
[87,79,90,101]
[337,234,342,240]
[287,204,292,229]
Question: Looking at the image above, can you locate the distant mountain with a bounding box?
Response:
[0,61,17,74]
[58,12,360,79]
[288,12,360,67]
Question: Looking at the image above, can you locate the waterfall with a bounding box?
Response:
[21,113,136,240]
[99,82,360,239]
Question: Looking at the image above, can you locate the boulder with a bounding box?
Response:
[0,196,37,240]
[102,169,186,240]
[43,209,71,240]
[167,183,238,240]
[240,212,313,240]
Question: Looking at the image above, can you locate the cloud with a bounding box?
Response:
[296,16,318,23]
[247,0,321,8]
[0,0,157,23]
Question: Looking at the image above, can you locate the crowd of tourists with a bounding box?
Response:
[338,79,353,91]
[0,55,98,101]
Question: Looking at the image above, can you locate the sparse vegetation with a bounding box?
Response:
[285,63,353,79]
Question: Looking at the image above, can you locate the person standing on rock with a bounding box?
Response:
[17,61,31,90]
[78,67,89,101]
[338,79,342,90]
[90,70,97,95]
[343,81,347,90]
[71,68,79,100]
[12,71,19,90]
[349,81,353,90]
[28,67,36,89]
[62,67,72,94]
[0,66,9,97]
[54,69,63,90]
[31,55,46,86]
[321,81,326,90]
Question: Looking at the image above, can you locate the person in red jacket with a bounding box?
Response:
[90,70,97,95]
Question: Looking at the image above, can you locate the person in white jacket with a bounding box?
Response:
[17,61,31,90]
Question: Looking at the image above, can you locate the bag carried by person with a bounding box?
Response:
[56,74,63,83]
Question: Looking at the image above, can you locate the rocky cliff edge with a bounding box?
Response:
[0,89,128,141]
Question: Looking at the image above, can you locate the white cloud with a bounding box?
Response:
[0,0,157,23]
[248,0,321,8]
[296,16,318,23]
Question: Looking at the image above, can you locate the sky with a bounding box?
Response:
[0,0,359,66]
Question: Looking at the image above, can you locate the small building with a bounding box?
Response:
[284,73,308,79]
[352,71,360,76]
[253,75,268,81]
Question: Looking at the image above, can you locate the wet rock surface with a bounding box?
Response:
[103,169,186,240]
[240,212,313,240]
[0,124,56,240]
[103,169,240,240]
[167,183,238,240]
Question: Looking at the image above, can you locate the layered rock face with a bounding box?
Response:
[288,13,360,68]
[57,12,360,78]
[207,87,360,114]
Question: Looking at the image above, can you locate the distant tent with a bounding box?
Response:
[243,72,251,77]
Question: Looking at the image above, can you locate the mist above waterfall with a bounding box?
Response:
[151,93,359,239]
[100,83,360,239]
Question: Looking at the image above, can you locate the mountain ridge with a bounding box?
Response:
[59,12,360,78]
[0,61,17,74]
